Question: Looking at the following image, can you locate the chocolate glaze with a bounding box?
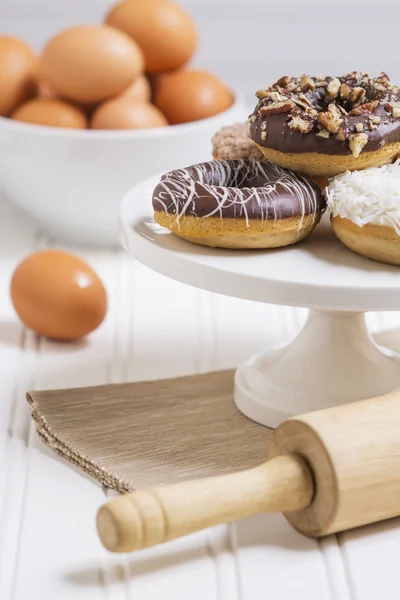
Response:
[250,72,400,156]
[152,160,325,221]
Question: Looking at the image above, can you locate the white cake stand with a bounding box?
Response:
[119,174,400,428]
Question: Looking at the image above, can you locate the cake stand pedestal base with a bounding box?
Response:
[235,310,400,428]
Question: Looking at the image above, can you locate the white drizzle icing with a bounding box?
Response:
[152,160,322,233]
[325,161,400,234]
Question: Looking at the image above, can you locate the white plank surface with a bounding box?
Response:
[2,196,400,599]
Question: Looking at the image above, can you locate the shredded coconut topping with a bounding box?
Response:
[325,161,400,232]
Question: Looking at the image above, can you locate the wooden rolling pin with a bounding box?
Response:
[97,392,400,552]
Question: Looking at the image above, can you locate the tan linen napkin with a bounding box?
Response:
[26,370,270,493]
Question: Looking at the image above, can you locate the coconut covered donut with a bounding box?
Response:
[152,160,325,249]
[250,72,400,178]
[326,162,400,265]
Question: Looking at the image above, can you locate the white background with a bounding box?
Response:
[2,0,400,104]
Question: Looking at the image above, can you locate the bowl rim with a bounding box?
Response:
[0,88,245,139]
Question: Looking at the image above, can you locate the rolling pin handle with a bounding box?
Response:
[96,454,313,553]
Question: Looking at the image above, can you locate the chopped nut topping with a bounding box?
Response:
[268,91,286,102]
[249,114,256,124]
[300,75,315,92]
[256,89,268,99]
[351,100,379,115]
[326,77,341,100]
[317,130,330,138]
[259,100,295,117]
[318,103,343,133]
[336,129,347,141]
[261,121,267,131]
[349,132,368,158]
[315,81,328,87]
[349,87,366,106]
[389,102,400,118]
[339,83,351,99]
[376,72,390,84]
[286,81,298,91]
[371,115,381,124]
[276,76,290,87]
[336,104,348,116]
[355,122,364,132]
[316,74,325,81]
[261,131,267,141]
[288,115,314,133]
[298,93,311,105]
[292,97,311,111]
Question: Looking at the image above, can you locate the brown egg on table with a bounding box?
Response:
[91,97,167,129]
[12,98,88,129]
[120,74,151,102]
[40,25,144,105]
[105,0,197,74]
[154,69,233,124]
[0,36,36,117]
[10,250,107,341]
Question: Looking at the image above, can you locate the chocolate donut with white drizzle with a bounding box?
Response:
[152,160,325,249]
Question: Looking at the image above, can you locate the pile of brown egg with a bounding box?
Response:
[0,0,233,130]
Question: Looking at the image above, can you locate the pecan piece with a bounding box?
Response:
[276,76,290,87]
[351,100,379,115]
[300,75,315,92]
[349,87,366,106]
[339,83,351,99]
[386,101,400,118]
[315,81,328,88]
[288,115,313,133]
[355,122,364,132]
[370,115,382,125]
[256,89,268,99]
[326,77,341,101]
[259,100,295,117]
[268,91,286,102]
[318,103,343,133]
[286,80,298,92]
[349,132,368,158]
[336,129,347,141]
[317,129,330,138]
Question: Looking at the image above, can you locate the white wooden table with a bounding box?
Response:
[1,193,400,600]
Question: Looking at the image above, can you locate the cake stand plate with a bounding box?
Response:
[120,174,400,427]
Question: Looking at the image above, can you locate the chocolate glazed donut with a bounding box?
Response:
[152,160,326,249]
[249,72,400,177]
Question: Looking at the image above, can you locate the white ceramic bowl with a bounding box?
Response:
[0,92,245,246]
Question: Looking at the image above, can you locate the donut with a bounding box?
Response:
[249,72,400,178]
[211,122,264,161]
[152,160,325,249]
[211,122,329,192]
[326,162,400,265]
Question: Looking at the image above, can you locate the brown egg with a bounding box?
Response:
[91,97,167,129]
[36,78,58,99]
[105,0,197,74]
[0,36,36,116]
[10,250,107,341]
[120,74,151,102]
[154,69,233,124]
[40,25,144,105]
[12,99,88,129]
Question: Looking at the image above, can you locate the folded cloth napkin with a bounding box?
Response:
[26,370,270,492]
